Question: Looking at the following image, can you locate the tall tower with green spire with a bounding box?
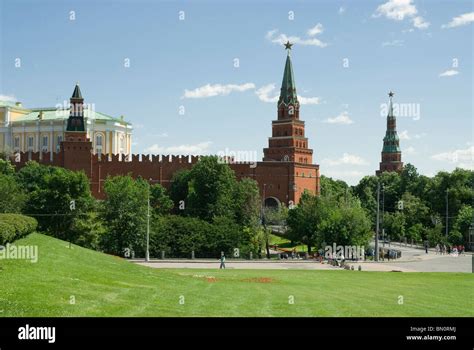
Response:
[263,41,313,164]
[377,91,403,175]
[66,83,86,132]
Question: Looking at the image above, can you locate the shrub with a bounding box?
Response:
[0,214,38,245]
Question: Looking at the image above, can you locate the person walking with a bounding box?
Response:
[219,253,226,269]
[435,244,440,255]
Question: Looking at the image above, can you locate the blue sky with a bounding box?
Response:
[1,0,472,185]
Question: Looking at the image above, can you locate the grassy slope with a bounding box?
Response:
[0,233,472,317]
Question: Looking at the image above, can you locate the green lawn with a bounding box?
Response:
[0,233,472,317]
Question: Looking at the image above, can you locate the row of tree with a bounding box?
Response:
[0,156,264,258]
[1,154,472,256]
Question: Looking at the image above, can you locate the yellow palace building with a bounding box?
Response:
[0,84,133,159]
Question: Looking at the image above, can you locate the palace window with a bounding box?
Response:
[96,134,103,155]
[14,136,20,151]
[27,136,34,151]
[41,136,48,152]
[56,135,63,152]
[119,134,125,155]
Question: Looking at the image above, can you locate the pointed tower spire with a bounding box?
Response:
[263,43,313,166]
[278,41,298,107]
[377,91,403,175]
[71,83,83,100]
[66,83,85,132]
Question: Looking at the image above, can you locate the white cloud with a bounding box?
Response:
[266,26,327,48]
[298,96,321,105]
[183,83,255,99]
[307,23,323,37]
[255,84,320,105]
[0,94,17,102]
[338,6,346,15]
[431,146,474,168]
[324,111,354,124]
[399,130,410,140]
[322,153,369,166]
[255,84,279,103]
[382,39,404,47]
[405,146,416,155]
[145,141,212,155]
[373,0,429,30]
[373,0,417,20]
[442,12,474,29]
[439,69,459,77]
[399,130,427,140]
[412,16,430,29]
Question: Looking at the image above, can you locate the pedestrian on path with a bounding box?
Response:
[219,253,226,269]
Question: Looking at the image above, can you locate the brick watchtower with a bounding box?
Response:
[376,91,403,175]
[61,84,92,174]
[263,41,313,165]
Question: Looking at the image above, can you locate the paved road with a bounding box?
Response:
[135,252,472,273]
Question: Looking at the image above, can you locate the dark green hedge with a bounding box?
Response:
[0,214,38,245]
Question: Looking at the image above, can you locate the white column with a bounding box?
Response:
[50,122,54,161]
[105,130,110,155]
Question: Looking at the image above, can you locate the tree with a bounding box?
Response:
[17,163,92,243]
[0,174,26,213]
[100,175,148,256]
[185,156,237,221]
[233,178,260,227]
[451,205,474,246]
[169,169,191,212]
[287,192,325,254]
[383,211,406,241]
[0,159,15,176]
[319,198,372,248]
[149,183,173,216]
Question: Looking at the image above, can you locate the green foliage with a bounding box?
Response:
[0,159,15,175]
[452,205,473,243]
[16,162,93,242]
[287,191,371,253]
[100,175,148,256]
[320,175,350,199]
[233,178,261,227]
[319,199,372,248]
[0,173,26,213]
[263,204,288,226]
[426,224,445,246]
[149,183,173,216]
[150,214,258,258]
[186,156,237,221]
[0,214,37,245]
[383,211,406,241]
[169,169,191,210]
[353,165,474,247]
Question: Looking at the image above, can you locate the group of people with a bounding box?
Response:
[435,244,465,256]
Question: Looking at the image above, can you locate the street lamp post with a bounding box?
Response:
[145,179,151,262]
[382,184,385,248]
[445,189,449,238]
[375,181,380,262]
